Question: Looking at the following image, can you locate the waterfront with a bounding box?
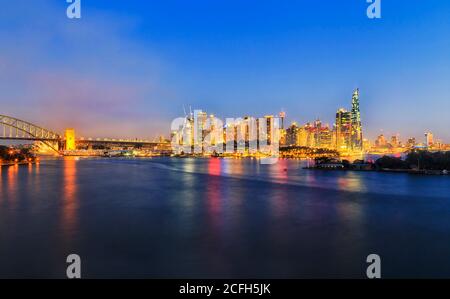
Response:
[1,157,450,278]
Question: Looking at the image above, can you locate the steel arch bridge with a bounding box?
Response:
[0,115,61,152]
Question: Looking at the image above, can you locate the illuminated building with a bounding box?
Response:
[297,125,308,147]
[406,137,416,149]
[434,140,444,150]
[362,138,371,151]
[318,125,333,149]
[264,115,274,145]
[207,114,217,146]
[390,135,399,147]
[332,124,337,148]
[194,110,207,153]
[171,114,194,154]
[186,114,195,152]
[304,122,315,148]
[313,119,322,147]
[204,114,224,154]
[64,128,76,151]
[286,121,333,149]
[286,123,299,146]
[350,88,363,151]
[375,134,387,147]
[335,108,352,151]
[279,111,286,145]
[235,117,248,154]
[173,112,194,154]
[279,111,286,130]
[425,132,434,148]
[174,110,282,156]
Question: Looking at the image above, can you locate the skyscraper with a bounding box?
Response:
[286,122,299,146]
[375,134,387,147]
[335,108,352,151]
[390,135,400,147]
[279,111,286,145]
[194,110,207,153]
[425,132,434,148]
[350,88,363,151]
[406,137,416,149]
[313,119,322,147]
[319,125,333,149]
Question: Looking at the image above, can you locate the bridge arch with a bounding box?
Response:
[0,115,61,153]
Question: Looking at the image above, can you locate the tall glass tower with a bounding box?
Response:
[350,88,363,151]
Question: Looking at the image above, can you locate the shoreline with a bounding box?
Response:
[3,156,448,176]
[304,167,449,176]
[0,161,36,167]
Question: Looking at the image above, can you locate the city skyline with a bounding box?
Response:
[2,1,450,282]
[184,91,446,154]
[0,89,446,148]
[1,1,449,141]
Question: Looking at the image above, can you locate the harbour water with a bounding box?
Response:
[1,157,450,278]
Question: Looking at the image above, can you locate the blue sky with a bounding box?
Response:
[0,0,449,141]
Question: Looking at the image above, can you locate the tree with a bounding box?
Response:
[375,156,408,169]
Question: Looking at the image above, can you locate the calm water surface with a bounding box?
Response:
[1,157,450,278]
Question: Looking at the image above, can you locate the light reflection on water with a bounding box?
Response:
[7,165,18,206]
[155,157,448,198]
[1,157,450,278]
[61,157,79,245]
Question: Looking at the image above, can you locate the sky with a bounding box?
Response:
[0,0,449,142]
